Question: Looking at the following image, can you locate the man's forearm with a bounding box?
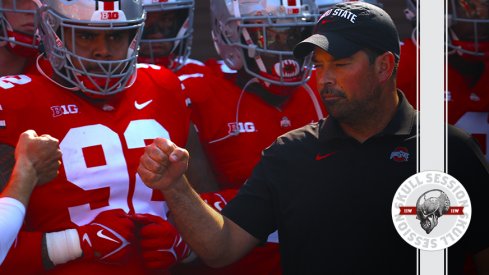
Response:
[162,176,234,266]
[138,137,259,266]
[1,161,37,207]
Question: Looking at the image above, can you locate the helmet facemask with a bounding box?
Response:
[211,0,318,89]
[240,18,314,88]
[38,0,145,97]
[139,0,193,71]
[0,0,40,57]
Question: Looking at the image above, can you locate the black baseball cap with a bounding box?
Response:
[293,2,400,61]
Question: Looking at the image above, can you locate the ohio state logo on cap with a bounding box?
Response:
[318,8,333,22]
[391,171,471,251]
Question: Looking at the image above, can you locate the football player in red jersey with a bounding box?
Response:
[139,1,325,274]
[397,0,489,160]
[0,0,199,273]
[0,0,40,75]
[138,0,219,194]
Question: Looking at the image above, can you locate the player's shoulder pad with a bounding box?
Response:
[204,59,237,76]
[177,62,227,103]
[183,58,205,67]
[136,63,182,90]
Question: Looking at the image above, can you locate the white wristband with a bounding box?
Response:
[45,229,83,265]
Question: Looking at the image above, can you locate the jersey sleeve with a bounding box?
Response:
[0,74,37,146]
[0,230,46,273]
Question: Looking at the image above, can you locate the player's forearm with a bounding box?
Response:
[1,160,37,207]
[162,177,238,267]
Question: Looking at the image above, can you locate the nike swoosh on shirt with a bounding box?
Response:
[134,99,153,110]
[315,152,336,161]
[97,229,120,243]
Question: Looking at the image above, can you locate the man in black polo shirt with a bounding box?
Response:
[137,2,489,274]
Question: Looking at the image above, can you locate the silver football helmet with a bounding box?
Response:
[139,0,193,71]
[316,0,383,14]
[38,0,145,96]
[0,0,39,57]
[447,0,489,60]
[210,0,319,87]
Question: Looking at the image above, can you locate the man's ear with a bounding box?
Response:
[376,52,396,83]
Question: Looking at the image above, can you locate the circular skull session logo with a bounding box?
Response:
[391,171,471,251]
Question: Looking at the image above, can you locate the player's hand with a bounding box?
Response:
[138,137,189,192]
[133,214,193,270]
[200,189,238,212]
[14,130,61,185]
[76,209,135,264]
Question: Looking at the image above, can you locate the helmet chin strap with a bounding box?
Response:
[2,19,39,57]
[241,27,269,87]
[36,52,79,91]
[170,17,190,54]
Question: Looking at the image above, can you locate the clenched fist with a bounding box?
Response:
[137,138,189,192]
[14,129,62,186]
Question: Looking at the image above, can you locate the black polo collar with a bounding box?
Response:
[319,90,417,142]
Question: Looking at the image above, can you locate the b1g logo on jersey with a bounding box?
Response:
[391,171,471,251]
[228,122,256,134]
[51,104,79,117]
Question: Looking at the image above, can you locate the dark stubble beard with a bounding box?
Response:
[322,83,383,126]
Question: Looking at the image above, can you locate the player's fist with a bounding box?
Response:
[14,130,61,185]
[137,137,189,192]
[133,214,193,270]
[200,189,238,212]
[76,209,135,264]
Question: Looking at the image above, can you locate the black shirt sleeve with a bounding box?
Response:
[222,140,285,242]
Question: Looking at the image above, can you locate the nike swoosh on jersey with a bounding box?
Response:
[315,152,336,161]
[134,99,153,110]
[97,229,120,243]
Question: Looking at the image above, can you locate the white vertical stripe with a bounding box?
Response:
[418,0,446,274]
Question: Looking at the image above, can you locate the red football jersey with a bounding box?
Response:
[179,61,326,189]
[0,64,190,274]
[446,61,489,159]
[173,60,326,275]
